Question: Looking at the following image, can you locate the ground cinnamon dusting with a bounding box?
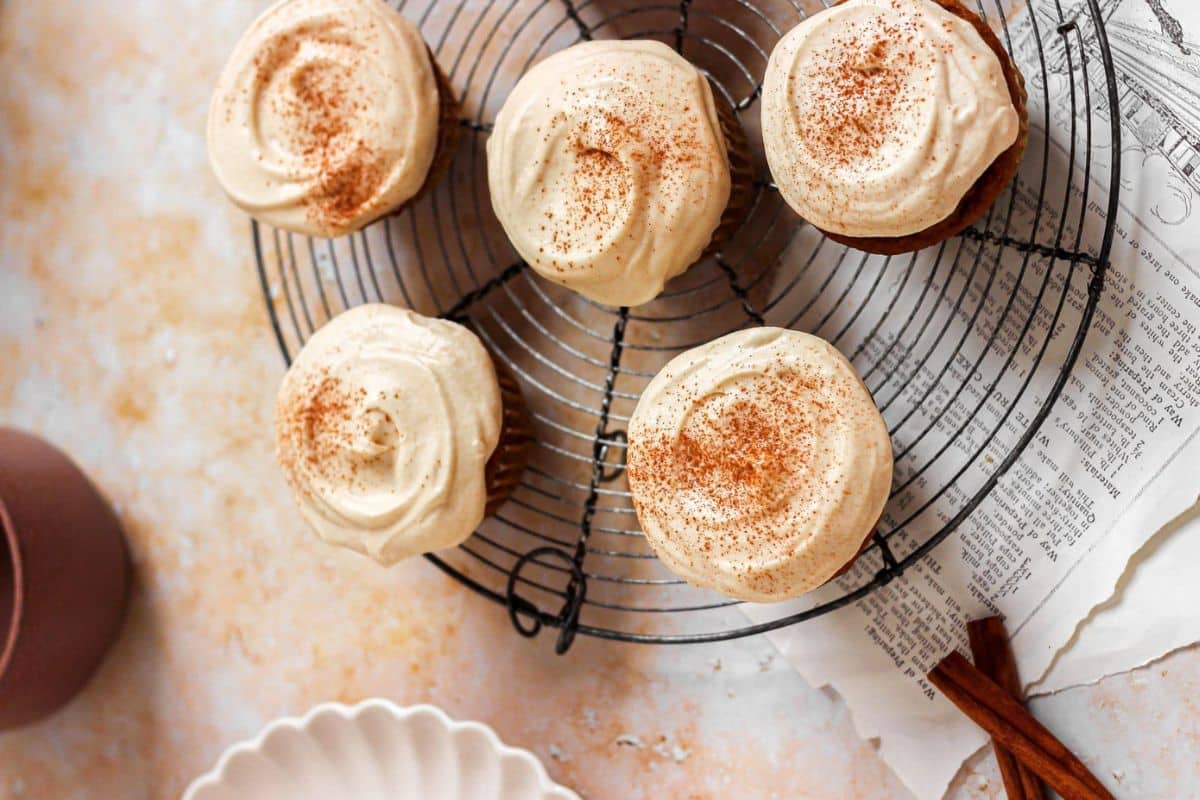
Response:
[797,0,935,169]
[539,66,708,268]
[628,368,851,577]
[277,372,372,490]
[254,21,385,230]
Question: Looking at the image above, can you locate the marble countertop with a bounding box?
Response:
[1,1,1196,797]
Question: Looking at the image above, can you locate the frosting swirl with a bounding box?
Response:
[275,305,501,564]
[627,328,893,601]
[761,0,1019,238]
[487,40,731,307]
[208,0,440,237]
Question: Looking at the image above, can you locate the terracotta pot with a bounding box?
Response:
[0,428,130,730]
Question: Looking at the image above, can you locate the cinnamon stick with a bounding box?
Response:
[928,651,1114,800]
[967,617,1045,800]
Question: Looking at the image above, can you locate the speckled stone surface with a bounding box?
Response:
[0,1,1197,798]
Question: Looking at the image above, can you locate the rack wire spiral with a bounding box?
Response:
[255,0,1122,652]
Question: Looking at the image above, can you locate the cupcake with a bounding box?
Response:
[487,40,753,307]
[275,305,531,564]
[207,0,460,238]
[761,0,1028,255]
[626,328,893,602]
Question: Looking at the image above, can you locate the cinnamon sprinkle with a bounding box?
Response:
[539,68,707,265]
[277,372,376,491]
[796,0,934,169]
[628,366,855,592]
[254,21,384,230]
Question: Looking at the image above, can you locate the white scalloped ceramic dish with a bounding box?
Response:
[183,700,580,800]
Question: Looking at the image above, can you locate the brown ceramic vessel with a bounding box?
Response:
[0,428,130,730]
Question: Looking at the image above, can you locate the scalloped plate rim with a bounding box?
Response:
[182,699,580,800]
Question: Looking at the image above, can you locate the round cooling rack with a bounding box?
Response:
[254,0,1122,652]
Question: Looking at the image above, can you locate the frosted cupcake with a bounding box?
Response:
[275,305,531,564]
[761,0,1028,254]
[208,0,460,237]
[626,328,893,602]
[487,40,753,307]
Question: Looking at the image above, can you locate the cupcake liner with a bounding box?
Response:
[483,357,533,517]
[829,519,882,581]
[820,0,1029,255]
[417,50,463,201]
[390,48,462,215]
[704,81,756,257]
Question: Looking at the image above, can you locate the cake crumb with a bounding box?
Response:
[651,735,691,764]
[581,707,599,730]
[614,733,645,749]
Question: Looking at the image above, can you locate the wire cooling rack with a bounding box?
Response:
[254,0,1122,652]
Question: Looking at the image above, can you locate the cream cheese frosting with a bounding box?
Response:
[626,328,893,602]
[275,305,501,564]
[487,40,731,307]
[208,0,440,237]
[761,0,1020,238]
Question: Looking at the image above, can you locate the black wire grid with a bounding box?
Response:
[254,0,1123,652]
